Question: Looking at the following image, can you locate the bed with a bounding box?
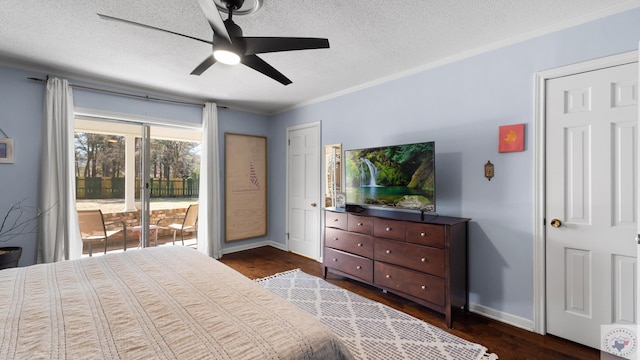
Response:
[0,246,353,359]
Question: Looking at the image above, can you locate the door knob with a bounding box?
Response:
[310,203,317,207]
[550,219,562,228]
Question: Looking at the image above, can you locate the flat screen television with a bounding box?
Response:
[344,141,435,212]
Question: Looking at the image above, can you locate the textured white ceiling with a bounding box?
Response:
[0,0,638,114]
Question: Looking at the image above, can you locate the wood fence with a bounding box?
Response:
[76,177,199,199]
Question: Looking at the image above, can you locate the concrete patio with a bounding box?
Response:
[77,198,198,256]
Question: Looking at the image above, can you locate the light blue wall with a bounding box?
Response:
[0,67,45,265]
[267,8,640,321]
[0,67,269,264]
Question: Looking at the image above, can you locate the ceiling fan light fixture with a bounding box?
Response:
[214,49,241,65]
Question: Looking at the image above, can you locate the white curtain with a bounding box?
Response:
[38,78,82,263]
[197,102,221,258]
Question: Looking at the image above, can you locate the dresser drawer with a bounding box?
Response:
[373,218,405,241]
[347,214,374,235]
[325,211,348,230]
[374,238,445,276]
[324,248,373,282]
[325,227,374,258]
[374,262,445,307]
[405,222,445,248]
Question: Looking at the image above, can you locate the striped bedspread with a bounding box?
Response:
[0,247,353,360]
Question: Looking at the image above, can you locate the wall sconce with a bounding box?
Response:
[484,161,494,181]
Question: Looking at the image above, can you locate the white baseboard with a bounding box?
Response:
[268,241,288,251]
[220,240,287,255]
[469,302,535,332]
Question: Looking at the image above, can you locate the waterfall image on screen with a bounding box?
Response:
[344,141,435,212]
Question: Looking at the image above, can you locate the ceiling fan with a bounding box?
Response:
[98,0,329,85]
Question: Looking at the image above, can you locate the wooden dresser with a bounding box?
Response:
[322,208,470,328]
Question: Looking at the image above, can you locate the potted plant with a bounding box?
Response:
[0,246,22,270]
[0,199,44,270]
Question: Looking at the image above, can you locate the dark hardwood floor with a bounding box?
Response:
[218,246,603,360]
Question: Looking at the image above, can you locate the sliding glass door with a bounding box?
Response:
[139,125,151,248]
[75,119,146,255]
[75,118,200,255]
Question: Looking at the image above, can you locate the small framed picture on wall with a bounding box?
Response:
[0,138,14,164]
[498,124,525,153]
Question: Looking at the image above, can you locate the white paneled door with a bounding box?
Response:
[287,122,321,260]
[546,62,638,349]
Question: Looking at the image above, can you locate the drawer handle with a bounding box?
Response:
[420,232,426,237]
[421,285,427,290]
[356,266,362,270]
[333,237,339,241]
[421,258,427,263]
[385,227,392,231]
[332,258,338,262]
[385,250,391,254]
[357,243,363,247]
[333,218,339,222]
[358,222,363,226]
[385,274,391,279]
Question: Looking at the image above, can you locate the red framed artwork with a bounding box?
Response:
[498,124,525,153]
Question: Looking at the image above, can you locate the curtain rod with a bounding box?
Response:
[27,77,205,107]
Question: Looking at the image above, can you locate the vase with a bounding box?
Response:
[0,246,22,270]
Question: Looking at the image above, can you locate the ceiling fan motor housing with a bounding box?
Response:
[215,19,244,56]
[224,20,243,38]
[227,0,245,10]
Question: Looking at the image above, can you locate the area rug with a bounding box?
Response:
[256,269,498,360]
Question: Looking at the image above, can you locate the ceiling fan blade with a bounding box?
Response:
[195,0,231,43]
[97,14,212,45]
[243,37,330,55]
[241,55,292,85]
[191,55,217,75]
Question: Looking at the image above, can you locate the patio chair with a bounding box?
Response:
[156,204,198,245]
[77,209,127,256]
